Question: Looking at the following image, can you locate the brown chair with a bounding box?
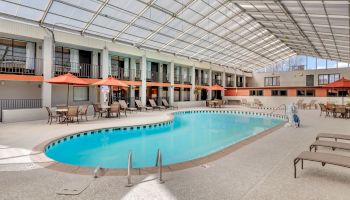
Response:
[318,103,328,117]
[334,105,346,118]
[135,100,153,111]
[253,99,263,108]
[66,106,79,125]
[162,99,178,110]
[45,107,60,125]
[109,103,120,118]
[149,99,165,110]
[78,105,89,121]
[119,100,137,114]
[93,104,107,118]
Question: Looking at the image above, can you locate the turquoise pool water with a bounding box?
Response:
[45,111,283,168]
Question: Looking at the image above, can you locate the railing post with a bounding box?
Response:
[155,149,164,184]
[126,151,133,187]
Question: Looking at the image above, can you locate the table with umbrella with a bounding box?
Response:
[323,77,350,118]
[207,84,225,107]
[46,73,89,122]
[92,77,129,117]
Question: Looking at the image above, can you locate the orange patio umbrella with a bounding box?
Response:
[92,77,129,104]
[46,73,89,106]
[324,77,350,104]
[209,84,225,99]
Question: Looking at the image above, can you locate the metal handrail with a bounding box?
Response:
[93,165,102,178]
[126,151,133,187]
[155,149,164,184]
[270,104,287,115]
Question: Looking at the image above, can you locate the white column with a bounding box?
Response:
[234,73,237,87]
[141,55,147,106]
[129,58,136,107]
[243,75,246,87]
[124,57,130,79]
[42,36,53,107]
[158,62,163,105]
[100,47,109,106]
[221,71,226,97]
[180,67,185,101]
[208,68,212,100]
[92,50,99,78]
[169,62,174,105]
[190,66,195,101]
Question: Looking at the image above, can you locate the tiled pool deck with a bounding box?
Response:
[1,106,350,200]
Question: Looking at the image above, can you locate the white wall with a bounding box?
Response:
[51,85,98,106]
[0,81,41,99]
[250,68,350,87]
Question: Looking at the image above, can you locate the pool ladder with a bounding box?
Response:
[126,149,164,187]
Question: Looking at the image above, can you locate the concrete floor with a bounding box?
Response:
[1,106,350,200]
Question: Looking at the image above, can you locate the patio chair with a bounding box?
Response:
[304,100,317,109]
[318,103,328,117]
[241,98,247,106]
[135,100,153,111]
[45,107,61,125]
[110,103,120,118]
[293,151,350,178]
[334,105,346,118]
[296,99,304,109]
[316,133,350,141]
[119,100,137,113]
[149,99,165,110]
[310,140,350,152]
[162,99,178,110]
[93,103,107,118]
[66,106,79,125]
[78,105,89,121]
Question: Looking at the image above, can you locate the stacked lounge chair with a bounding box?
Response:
[294,133,350,178]
[162,99,178,110]
[149,99,166,110]
[135,100,153,111]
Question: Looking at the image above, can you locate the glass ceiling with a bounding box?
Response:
[1,0,347,72]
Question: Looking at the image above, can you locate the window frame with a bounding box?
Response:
[318,73,340,85]
[73,86,89,102]
[264,76,280,86]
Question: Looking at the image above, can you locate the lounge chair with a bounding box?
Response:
[253,99,263,108]
[110,103,120,118]
[119,100,137,113]
[135,100,153,111]
[310,140,350,152]
[45,107,61,125]
[149,99,165,110]
[93,104,107,118]
[316,133,350,142]
[293,151,350,178]
[162,99,178,110]
[78,105,89,121]
[66,106,79,125]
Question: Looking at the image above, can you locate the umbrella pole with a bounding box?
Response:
[67,84,69,106]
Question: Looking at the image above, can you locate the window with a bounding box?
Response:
[0,37,28,61]
[55,47,70,66]
[338,62,349,68]
[318,74,340,85]
[73,86,89,101]
[306,75,314,86]
[297,89,315,97]
[264,77,280,86]
[272,90,287,96]
[306,56,316,70]
[317,58,327,69]
[249,90,263,96]
[327,60,337,69]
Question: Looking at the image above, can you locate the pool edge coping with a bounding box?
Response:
[31,110,287,176]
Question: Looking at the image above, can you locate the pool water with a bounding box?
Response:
[45,112,283,168]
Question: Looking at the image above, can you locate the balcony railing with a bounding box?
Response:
[201,77,209,85]
[53,61,100,78]
[182,75,191,84]
[162,73,170,83]
[212,79,222,86]
[174,75,192,84]
[110,67,129,80]
[0,98,42,122]
[0,56,43,75]
[226,80,234,87]
[147,71,159,82]
[236,82,243,87]
[130,69,141,81]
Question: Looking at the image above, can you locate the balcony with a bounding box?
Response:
[236,82,243,87]
[110,67,129,80]
[226,80,234,87]
[174,75,181,84]
[201,77,209,85]
[53,61,100,78]
[146,71,159,82]
[162,73,170,83]
[130,69,141,81]
[182,75,191,84]
[212,79,222,86]
[0,56,43,75]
